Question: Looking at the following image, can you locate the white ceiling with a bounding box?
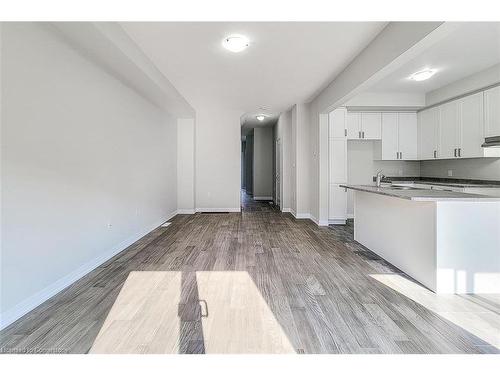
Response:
[369,22,500,94]
[121,22,386,127]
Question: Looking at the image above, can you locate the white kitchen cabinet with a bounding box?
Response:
[484,85,500,138]
[361,113,382,139]
[418,107,440,160]
[377,112,417,160]
[347,112,381,140]
[380,113,399,159]
[329,108,347,224]
[397,113,418,160]
[346,112,361,139]
[459,92,484,158]
[329,184,347,224]
[329,107,347,138]
[438,100,460,159]
[329,138,347,182]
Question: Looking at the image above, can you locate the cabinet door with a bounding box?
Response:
[398,113,418,160]
[439,101,460,159]
[381,113,399,160]
[484,86,500,137]
[346,112,361,139]
[361,113,382,139]
[418,108,439,159]
[329,138,347,183]
[329,184,347,222]
[329,108,347,138]
[459,92,484,158]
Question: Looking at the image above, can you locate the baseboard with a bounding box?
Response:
[0,212,175,330]
[347,213,355,219]
[329,219,347,225]
[253,196,273,201]
[176,208,195,214]
[196,207,241,213]
[281,207,292,213]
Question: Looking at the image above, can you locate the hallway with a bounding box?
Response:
[240,190,278,212]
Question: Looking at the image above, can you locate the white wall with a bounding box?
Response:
[426,63,500,106]
[345,91,425,107]
[253,127,274,199]
[195,106,241,211]
[1,23,178,327]
[346,141,421,217]
[177,118,195,213]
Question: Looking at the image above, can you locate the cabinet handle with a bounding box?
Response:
[400,151,403,159]
[362,131,365,139]
[344,129,347,137]
[458,148,461,157]
[358,131,361,139]
[454,148,457,157]
[434,150,437,158]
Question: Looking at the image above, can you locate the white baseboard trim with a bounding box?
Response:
[253,196,273,201]
[196,207,241,213]
[0,212,175,330]
[177,208,195,214]
[281,207,292,213]
[295,213,311,219]
[329,219,347,225]
[347,213,355,219]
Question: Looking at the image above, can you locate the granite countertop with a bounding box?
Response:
[377,177,500,188]
[341,184,500,202]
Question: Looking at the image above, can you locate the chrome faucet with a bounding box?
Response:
[376,171,385,187]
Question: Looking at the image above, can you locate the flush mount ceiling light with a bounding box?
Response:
[409,69,437,82]
[222,34,249,53]
[256,115,266,122]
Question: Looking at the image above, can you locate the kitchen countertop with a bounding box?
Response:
[376,177,500,188]
[341,184,500,202]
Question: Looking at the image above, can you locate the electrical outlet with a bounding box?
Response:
[448,170,453,177]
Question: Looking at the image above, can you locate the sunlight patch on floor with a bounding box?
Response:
[90,271,295,353]
[370,273,500,349]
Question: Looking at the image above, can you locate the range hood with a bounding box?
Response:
[481,136,500,148]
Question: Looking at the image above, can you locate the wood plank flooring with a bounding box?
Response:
[1,198,499,353]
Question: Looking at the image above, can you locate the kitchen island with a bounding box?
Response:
[342,184,500,294]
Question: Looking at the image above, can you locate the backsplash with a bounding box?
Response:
[420,158,500,181]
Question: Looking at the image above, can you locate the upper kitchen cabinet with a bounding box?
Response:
[459,92,484,158]
[375,112,417,160]
[346,112,381,140]
[438,100,460,159]
[484,85,500,138]
[418,107,439,160]
[329,107,347,138]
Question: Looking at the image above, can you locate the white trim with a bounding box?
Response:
[295,213,311,219]
[253,196,273,201]
[0,211,177,330]
[196,207,241,213]
[347,213,355,219]
[177,208,195,214]
[281,207,292,213]
[329,219,347,225]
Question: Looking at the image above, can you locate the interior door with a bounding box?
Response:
[418,107,439,159]
[459,92,484,158]
[439,101,460,159]
[381,113,399,160]
[361,113,382,139]
[275,138,281,207]
[398,113,418,160]
[346,112,361,139]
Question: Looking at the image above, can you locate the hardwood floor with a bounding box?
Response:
[1,206,499,353]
